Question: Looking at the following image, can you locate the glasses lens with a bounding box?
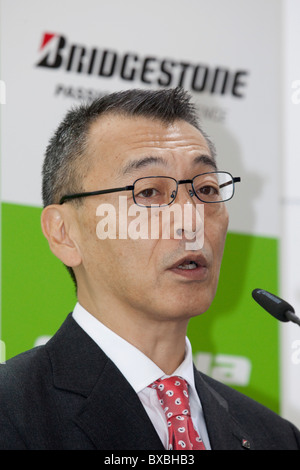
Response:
[193,172,234,203]
[133,177,176,207]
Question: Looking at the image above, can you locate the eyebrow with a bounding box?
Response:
[120,154,217,175]
[193,155,217,170]
[120,156,167,175]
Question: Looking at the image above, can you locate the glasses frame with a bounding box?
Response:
[59,171,241,207]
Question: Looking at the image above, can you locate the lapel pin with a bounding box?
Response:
[242,439,251,449]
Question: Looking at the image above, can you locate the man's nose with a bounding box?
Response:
[172,182,195,204]
[173,182,199,209]
[172,184,204,238]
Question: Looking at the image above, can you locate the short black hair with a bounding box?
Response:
[42,87,215,207]
[42,87,216,285]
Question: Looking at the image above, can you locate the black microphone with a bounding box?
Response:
[252,289,300,326]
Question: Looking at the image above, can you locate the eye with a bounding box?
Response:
[133,177,176,206]
[137,187,159,198]
[198,185,219,196]
[192,176,221,202]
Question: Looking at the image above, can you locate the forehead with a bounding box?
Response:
[86,114,215,180]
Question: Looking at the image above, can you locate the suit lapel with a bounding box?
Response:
[46,314,164,450]
[194,369,253,450]
[47,314,253,450]
[74,358,164,450]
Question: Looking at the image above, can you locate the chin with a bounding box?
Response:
[159,298,212,322]
[177,289,214,312]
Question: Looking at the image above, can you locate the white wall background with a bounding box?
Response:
[280,0,300,427]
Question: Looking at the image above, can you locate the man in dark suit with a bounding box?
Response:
[0,88,299,450]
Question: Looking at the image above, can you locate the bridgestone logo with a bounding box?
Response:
[36,32,249,98]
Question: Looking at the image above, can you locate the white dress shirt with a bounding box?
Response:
[72,302,211,449]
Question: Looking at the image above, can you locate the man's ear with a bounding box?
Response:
[41,205,82,268]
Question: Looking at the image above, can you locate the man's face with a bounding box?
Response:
[72,115,229,323]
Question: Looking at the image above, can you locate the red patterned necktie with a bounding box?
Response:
[149,376,206,450]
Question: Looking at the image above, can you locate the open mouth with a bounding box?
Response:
[177,261,199,270]
[169,255,208,280]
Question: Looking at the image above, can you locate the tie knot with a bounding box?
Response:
[149,376,191,418]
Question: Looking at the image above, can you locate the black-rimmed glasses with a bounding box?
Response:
[59,171,241,207]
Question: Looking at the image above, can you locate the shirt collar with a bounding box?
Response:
[72,302,197,395]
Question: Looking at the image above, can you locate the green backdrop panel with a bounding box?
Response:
[1,202,77,358]
[188,231,279,413]
[1,202,279,413]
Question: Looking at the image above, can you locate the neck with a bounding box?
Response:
[120,316,188,375]
[77,289,188,375]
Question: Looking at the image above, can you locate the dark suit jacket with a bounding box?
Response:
[0,313,299,450]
